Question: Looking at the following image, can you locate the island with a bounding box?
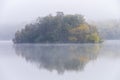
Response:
[13,12,102,43]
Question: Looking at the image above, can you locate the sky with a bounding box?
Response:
[0,0,120,40]
[0,0,120,25]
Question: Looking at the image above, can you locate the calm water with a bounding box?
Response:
[0,40,120,80]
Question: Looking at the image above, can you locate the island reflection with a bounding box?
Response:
[14,44,101,74]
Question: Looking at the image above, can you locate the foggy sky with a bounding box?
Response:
[0,0,120,25]
[0,0,120,40]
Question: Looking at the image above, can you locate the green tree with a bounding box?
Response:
[13,12,102,43]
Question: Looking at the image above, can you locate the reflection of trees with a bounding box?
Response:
[14,44,100,74]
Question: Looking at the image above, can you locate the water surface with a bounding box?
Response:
[0,40,120,80]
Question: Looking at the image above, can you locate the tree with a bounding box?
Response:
[13,12,102,43]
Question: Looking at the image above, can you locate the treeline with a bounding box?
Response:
[95,20,120,40]
[13,12,102,43]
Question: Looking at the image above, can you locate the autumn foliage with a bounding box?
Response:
[13,12,102,43]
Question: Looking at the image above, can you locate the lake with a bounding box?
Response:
[0,40,120,80]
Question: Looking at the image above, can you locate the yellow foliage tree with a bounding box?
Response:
[68,23,101,43]
[86,32,100,43]
[69,24,90,34]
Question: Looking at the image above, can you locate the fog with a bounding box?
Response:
[0,0,120,40]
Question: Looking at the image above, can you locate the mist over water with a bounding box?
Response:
[0,1,120,80]
[0,40,120,80]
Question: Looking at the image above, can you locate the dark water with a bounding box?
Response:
[0,40,120,80]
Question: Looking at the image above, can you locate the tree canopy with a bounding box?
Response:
[13,12,102,43]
